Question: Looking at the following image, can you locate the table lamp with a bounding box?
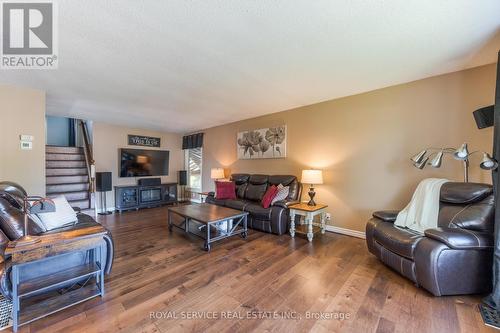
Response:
[211,168,225,181]
[301,169,323,206]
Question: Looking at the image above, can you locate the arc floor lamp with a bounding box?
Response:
[410,143,498,182]
[476,50,500,328]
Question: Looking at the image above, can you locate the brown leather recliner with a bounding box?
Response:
[366,182,494,296]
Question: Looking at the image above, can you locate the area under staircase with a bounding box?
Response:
[45,120,95,211]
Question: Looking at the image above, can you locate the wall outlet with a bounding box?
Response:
[325,213,331,221]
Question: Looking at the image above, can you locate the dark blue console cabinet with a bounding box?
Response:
[114,183,177,213]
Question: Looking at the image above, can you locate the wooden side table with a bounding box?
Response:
[5,226,107,332]
[187,191,211,203]
[288,203,328,242]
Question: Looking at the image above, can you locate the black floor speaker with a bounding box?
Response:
[96,172,112,215]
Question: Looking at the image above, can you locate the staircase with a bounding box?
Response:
[45,146,92,210]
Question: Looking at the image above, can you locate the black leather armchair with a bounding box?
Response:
[0,185,114,300]
[206,174,302,235]
[366,182,494,296]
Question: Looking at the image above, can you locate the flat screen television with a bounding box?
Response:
[119,148,169,177]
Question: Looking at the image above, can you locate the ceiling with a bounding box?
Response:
[1,0,499,133]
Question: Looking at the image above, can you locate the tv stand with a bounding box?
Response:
[114,183,177,213]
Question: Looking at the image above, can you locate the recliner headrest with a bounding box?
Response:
[230,174,250,185]
[248,174,269,185]
[440,182,493,204]
[268,175,297,186]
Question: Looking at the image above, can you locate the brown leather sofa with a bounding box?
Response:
[366,182,494,296]
[206,174,302,235]
[0,182,114,300]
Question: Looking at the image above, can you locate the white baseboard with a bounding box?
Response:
[93,206,365,239]
[325,225,366,239]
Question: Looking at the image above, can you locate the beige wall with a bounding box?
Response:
[0,84,46,195]
[93,122,184,208]
[201,64,497,232]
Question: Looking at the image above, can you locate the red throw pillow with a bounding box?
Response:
[215,181,236,200]
[261,185,278,208]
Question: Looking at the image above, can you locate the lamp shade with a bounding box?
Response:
[453,143,469,160]
[301,170,323,185]
[414,156,429,169]
[210,168,225,179]
[410,150,427,164]
[480,153,498,170]
[429,151,443,168]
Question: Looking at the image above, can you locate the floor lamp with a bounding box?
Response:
[479,50,500,328]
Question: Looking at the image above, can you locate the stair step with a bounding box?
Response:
[45,146,83,154]
[46,183,88,194]
[47,191,89,201]
[46,175,89,185]
[68,199,90,210]
[46,168,87,176]
[46,160,86,168]
[46,153,84,161]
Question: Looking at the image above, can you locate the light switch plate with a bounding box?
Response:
[20,141,32,150]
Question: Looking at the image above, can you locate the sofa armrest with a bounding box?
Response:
[207,192,215,197]
[0,258,11,300]
[424,227,493,250]
[372,210,399,223]
[272,200,300,209]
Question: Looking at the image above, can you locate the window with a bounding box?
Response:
[185,147,202,191]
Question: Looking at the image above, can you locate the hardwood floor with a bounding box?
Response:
[17,206,494,333]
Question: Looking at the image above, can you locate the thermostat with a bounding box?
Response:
[19,135,33,141]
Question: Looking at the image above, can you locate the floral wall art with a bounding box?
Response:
[237,125,287,159]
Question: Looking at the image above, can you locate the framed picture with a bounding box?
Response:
[237,125,287,159]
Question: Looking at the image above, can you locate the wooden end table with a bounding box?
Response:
[196,191,211,203]
[5,226,107,332]
[288,203,328,242]
[186,190,211,203]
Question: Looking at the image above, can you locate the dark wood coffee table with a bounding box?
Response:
[167,203,248,251]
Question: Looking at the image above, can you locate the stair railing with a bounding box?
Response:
[79,120,95,209]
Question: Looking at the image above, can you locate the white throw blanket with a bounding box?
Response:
[394,178,449,233]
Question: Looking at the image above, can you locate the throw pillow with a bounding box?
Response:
[261,185,278,208]
[215,181,236,200]
[36,195,78,231]
[271,184,290,205]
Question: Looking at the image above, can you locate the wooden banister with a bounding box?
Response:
[79,120,95,208]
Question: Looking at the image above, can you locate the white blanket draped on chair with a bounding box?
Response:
[394,178,450,233]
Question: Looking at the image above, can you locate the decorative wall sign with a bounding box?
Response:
[128,135,161,148]
[237,125,287,159]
